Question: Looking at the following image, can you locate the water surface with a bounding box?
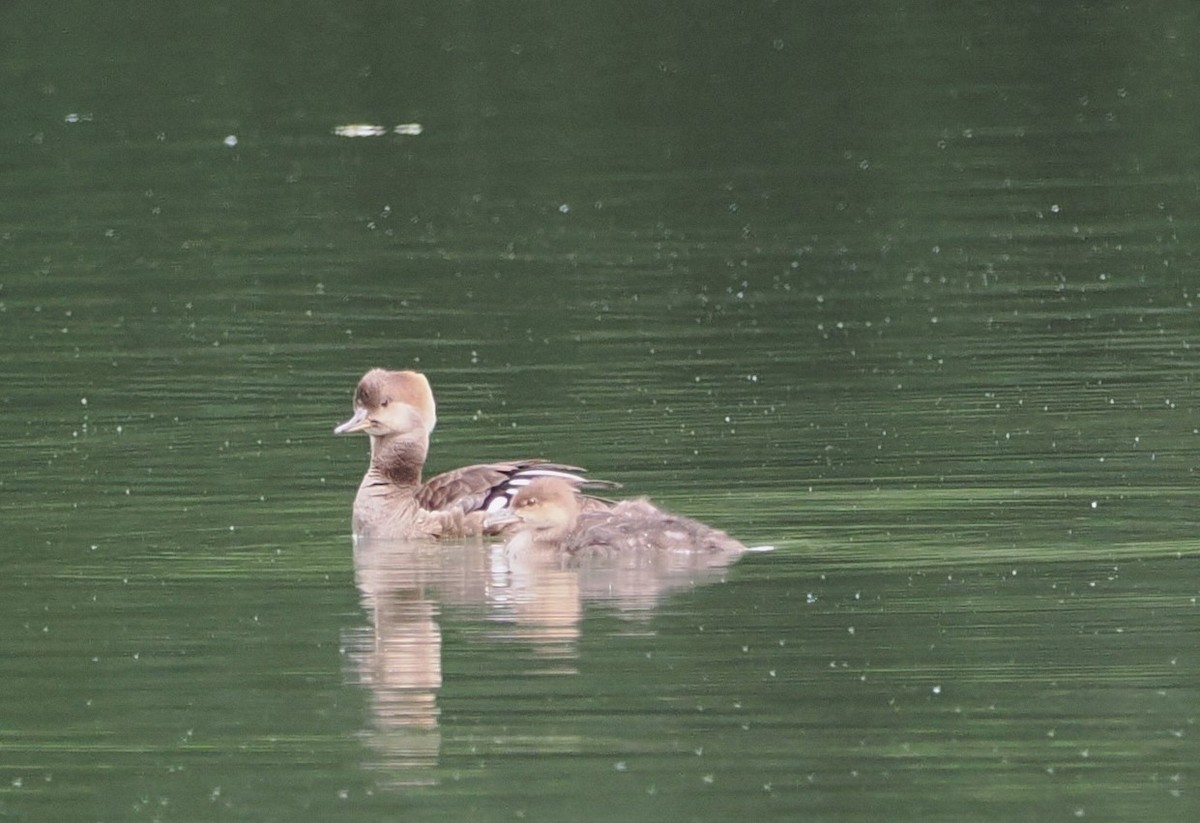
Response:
[2,2,1198,820]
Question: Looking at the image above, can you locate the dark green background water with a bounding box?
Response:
[3,2,1197,820]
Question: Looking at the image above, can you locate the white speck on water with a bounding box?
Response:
[931,685,942,695]
[558,203,570,214]
[1090,501,1098,509]
[223,134,238,147]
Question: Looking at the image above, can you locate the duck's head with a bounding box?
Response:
[487,476,582,542]
[334,368,437,440]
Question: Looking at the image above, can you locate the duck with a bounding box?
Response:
[485,476,751,556]
[335,368,616,540]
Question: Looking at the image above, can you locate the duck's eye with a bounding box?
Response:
[519,497,537,508]
[381,398,390,408]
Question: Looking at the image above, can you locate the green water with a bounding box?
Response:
[2,2,1198,820]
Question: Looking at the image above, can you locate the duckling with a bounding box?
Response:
[486,476,750,556]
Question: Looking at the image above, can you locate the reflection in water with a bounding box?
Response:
[486,543,583,665]
[344,541,466,783]
[344,536,754,781]
[514,543,756,613]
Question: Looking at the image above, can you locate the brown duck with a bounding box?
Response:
[335,369,614,540]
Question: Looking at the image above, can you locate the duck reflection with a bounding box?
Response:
[343,538,484,782]
[344,529,758,780]
[485,541,583,665]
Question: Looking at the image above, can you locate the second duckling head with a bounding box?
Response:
[485,476,582,541]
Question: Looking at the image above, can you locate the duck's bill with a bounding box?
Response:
[334,407,371,434]
[483,509,520,529]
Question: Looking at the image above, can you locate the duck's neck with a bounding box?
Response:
[510,523,571,552]
[535,510,579,544]
[367,433,427,487]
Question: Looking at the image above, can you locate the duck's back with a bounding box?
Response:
[563,498,745,556]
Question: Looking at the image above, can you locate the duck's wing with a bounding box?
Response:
[417,460,620,518]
